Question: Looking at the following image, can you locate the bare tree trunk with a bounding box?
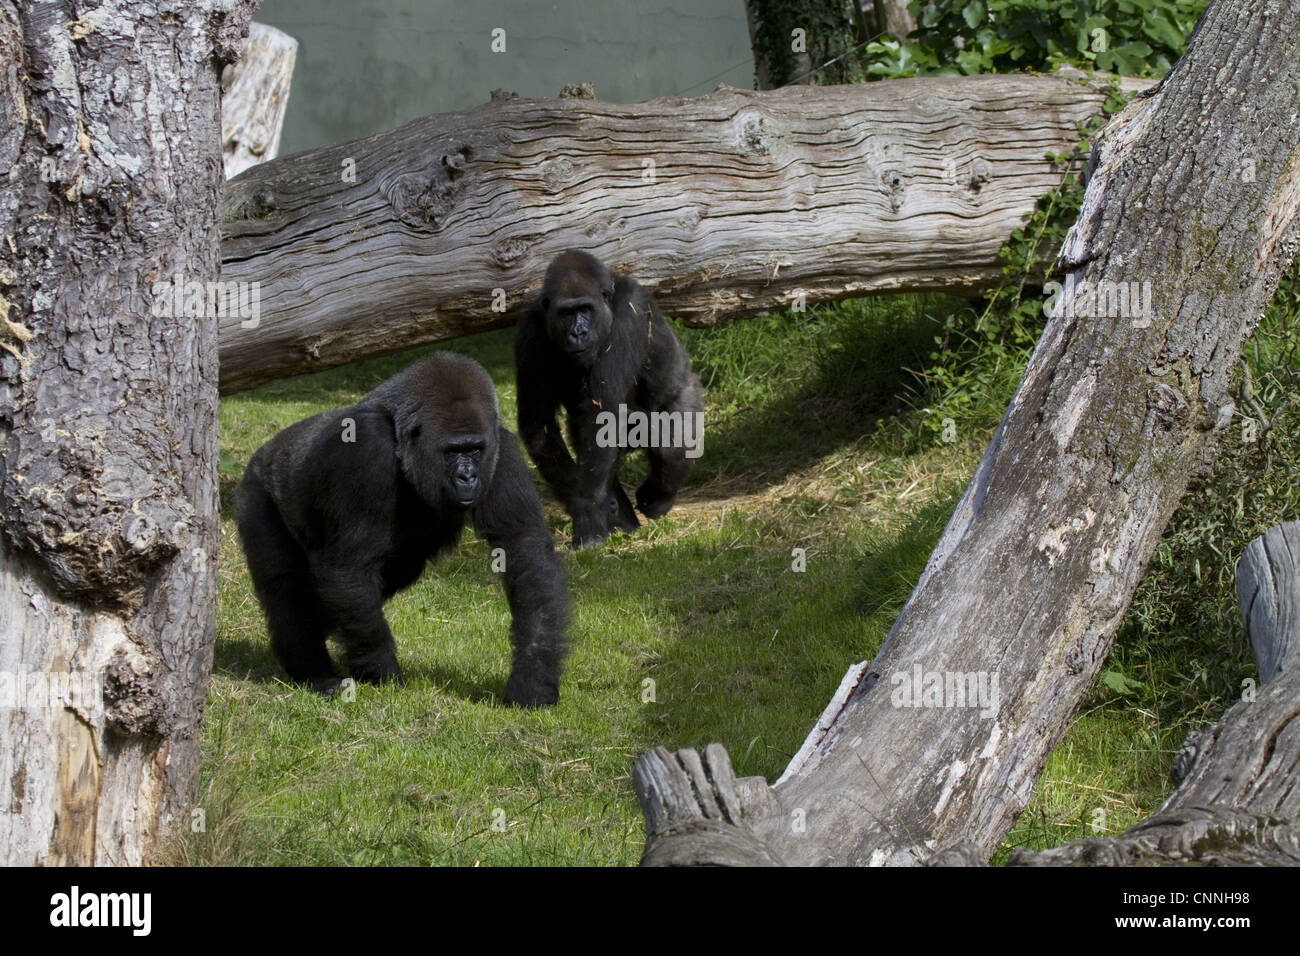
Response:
[634,0,1300,867]
[877,1,916,37]
[855,0,917,39]
[744,1,814,88]
[218,72,1147,393]
[0,0,256,865]
[984,523,1300,866]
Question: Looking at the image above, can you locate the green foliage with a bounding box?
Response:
[863,0,1207,79]
[904,137,1092,445]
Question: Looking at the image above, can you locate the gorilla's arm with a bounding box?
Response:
[515,312,581,500]
[473,427,571,706]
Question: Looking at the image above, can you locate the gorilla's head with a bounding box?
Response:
[367,353,501,511]
[540,250,615,366]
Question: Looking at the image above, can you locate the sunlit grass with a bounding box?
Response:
[179,264,1299,864]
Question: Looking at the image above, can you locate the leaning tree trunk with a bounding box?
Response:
[979,523,1300,865]
[634,0,1300,866]
[0,0,256,865]
[218,71,1148,393]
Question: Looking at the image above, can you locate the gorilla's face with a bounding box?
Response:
[389,360,501,514]
[541,251,615,365]
[442,435,486,507]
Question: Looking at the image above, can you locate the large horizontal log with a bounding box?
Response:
[218,72,1142,393]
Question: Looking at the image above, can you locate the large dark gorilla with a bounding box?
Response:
[234,352,569,707]
[516,251,704,548]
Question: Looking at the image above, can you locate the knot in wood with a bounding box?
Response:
[221,183,279,222]
[879,168,906,212]
[736,112,771,156]
[558,82,595,99]
[385,145,471,229]
[1171,727,1211,785]
[491,237,533,268]
[968,158,992,192]
[104,641,167,736]
[541,158,574,192]
[1146,382,1190,431]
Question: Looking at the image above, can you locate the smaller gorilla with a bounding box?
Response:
[516,251,704,547]
[234,352,569,707]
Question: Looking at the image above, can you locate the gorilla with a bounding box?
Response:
[234,352,569,707]
[516,251,705,548]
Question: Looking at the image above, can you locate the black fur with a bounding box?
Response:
[234,352,569,706]
[516,250,704,547]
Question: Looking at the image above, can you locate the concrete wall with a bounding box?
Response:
[255,0,755,156]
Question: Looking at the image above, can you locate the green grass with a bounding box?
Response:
[181,261,1300,865]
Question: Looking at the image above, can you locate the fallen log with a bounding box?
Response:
[218,72,1142,393]
[632,0,1300,867]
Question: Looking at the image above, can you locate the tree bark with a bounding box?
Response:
[634,0,1300,866]
[222,22,296,179]
[877,1,917,38]
[991,522,1300,866]
[0,0,256,865]
[856,1,917,39]
[217,72,1147,394]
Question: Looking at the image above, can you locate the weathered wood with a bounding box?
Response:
[1237,521,1297,682]
[635,744,784,866]
[222,22,297,179]
[217,72,1146,393]
[1000,522,1300,865]
[634,0,1300,867]
[0,0,256,865]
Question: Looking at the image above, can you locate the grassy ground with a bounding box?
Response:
[175,268,1298,865]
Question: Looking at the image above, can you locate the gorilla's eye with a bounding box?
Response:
[409,424,422,441]
[602,286,613,304]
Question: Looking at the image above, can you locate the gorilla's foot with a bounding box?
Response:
[311,676,345,696]
[349,649,402,685]
[635,482,677,520]
[504,669,560,708]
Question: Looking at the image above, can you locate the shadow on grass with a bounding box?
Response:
[683,298,954,496]
[210,628,510,706]
[611,485,966,783]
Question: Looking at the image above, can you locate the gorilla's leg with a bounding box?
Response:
[235,475,340,693]
[637,380,704,519]
[609,476,641,533]
[310,559,402,685]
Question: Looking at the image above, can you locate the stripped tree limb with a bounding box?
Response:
[633,0,1300,867]
[218,72,1146,393]
[222,22,297,180]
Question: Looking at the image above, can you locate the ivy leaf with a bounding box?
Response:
[962,0,986,30]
